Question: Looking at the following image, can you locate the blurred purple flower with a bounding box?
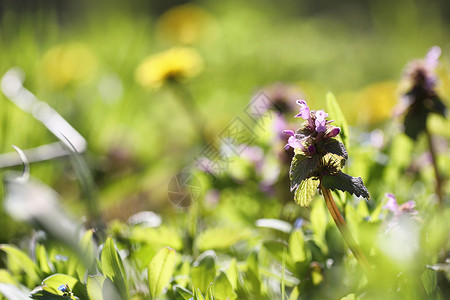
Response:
[383,193,417,217]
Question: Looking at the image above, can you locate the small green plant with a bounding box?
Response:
[283,94,371,273]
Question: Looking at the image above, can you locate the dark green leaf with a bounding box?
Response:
[30,290,67,300]
[289,154,320,192]
[322,172,369,199]
[173,285,193,300]
[427,95,447,117]
[319,139,348,160]
[404,108,428,140]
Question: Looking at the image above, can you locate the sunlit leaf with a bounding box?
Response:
[173,284,193,300]
[191,251,217,294]
[326,92,349,149]
[86,275,121,300]
[213,270,237,300]
[289,230,306,263]
[255,219,292,233]
[0,244,41,287]
[100,237,129,300]
[294,178,319,207]
[148,247,176,299]
[41,273,88,299]
[35,244,54,275]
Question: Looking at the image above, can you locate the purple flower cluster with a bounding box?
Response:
[282,100,341,155]
[383,193,417,217]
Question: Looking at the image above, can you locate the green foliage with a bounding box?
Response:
[326,92,350,149]
[322,172,370,199]
[148,247,176,299]
[100,237,129,300]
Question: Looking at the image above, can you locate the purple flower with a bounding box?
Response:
[326,126,341,138]
[294,100,310,120]
[314,110,329,132]
[383,193,417,217]
[282,130,303,150]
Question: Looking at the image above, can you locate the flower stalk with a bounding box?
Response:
[425,127,443,206]
[320,182,371,275]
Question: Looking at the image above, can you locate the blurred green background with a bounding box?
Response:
[1,0,450,243]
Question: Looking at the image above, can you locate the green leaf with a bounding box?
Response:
[30,290,68,300]
[86,275,121,300]
[100,237,129,300]
[226,259,238,291]
[0,283,30,300]
[148,247,176,299]
[191,251,217,294]
[194,288,205,300]
[319,139,348,160]
[41,273,88,299]
[326,92,350,149]
[322,171,369,199]
[421,269,437,295]
[294,177,319,207]
[213,270,237,300]
[289,230,306,263]
[428,95,447,117]
[289,154,320,192]
[289,286,300,300]
[0,244,41,287]
[173,284,194,300]
[0,270,16,284]
[195,227,251,252]
[35,244,54,275]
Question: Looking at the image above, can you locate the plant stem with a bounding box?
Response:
[425,127,444,207]
[320,182,371,275]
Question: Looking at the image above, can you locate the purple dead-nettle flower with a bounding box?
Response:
[282,100,341,156]
[282,130,306,151]
[315,110,329,132]
[383,193,417,217]
[295,100,310,119]
[326,126,341,138]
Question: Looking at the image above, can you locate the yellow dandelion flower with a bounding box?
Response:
[135,47,203,89]
[353,81,398,124]
[156,4,217,44]
[41,42,97,89]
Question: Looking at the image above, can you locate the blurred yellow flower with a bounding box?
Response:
[135,47,203,89]
[352,81,398,124]
[156,4,217,44]
[41,43,97,89]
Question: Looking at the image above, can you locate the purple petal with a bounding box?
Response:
[295,99,310,119]
[383,193,400,214]
[282,130,295,136]
[425,46,441,71]
[400,201,416,213]
[315,110,329,132]
[326,127,341,138]
[307,145,316,154]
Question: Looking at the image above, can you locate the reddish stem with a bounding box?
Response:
[320,182,371,275]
